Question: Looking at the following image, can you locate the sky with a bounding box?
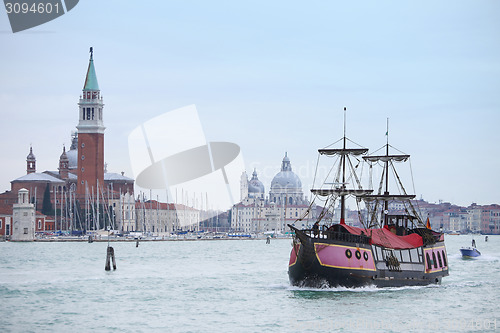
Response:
[0,0,499,208]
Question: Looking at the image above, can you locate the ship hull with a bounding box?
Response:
[460,248,481,258]
[288,230,449,288]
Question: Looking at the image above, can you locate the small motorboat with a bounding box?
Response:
[460,239,481,258]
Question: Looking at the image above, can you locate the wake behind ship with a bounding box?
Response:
[288,112,449,288]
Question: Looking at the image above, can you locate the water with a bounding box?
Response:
[0,235,499,332]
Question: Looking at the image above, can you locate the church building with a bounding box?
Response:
[231,153,316,234]
[0,49,135,238]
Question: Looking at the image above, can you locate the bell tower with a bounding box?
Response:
[76,47,105,198]
[26,146,36,174]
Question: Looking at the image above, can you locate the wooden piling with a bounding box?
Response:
[105,246,116,271]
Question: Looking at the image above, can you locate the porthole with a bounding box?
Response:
[345,249,352,259]
[355,250,361,260]
[81,180,84,184]
[81,155,85,160]
[363,252,369,261]
[81,167,84,172]
[81,143,85,148]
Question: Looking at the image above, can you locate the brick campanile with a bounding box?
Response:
[76,47,105,198]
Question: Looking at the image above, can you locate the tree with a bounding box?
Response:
[42,183,53,216]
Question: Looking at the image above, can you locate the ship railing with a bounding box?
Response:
[303,229,370,244]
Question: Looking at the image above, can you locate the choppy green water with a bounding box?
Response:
[0,235,499,332]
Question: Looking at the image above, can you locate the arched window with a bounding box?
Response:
[426,253,432,270]
[441,250,447,267]
[289,197,293,205]
[432,252,438,268]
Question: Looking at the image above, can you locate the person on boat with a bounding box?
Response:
[472,239,476,248]
[312,221,319,237]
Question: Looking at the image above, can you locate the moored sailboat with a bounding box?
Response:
[288,110,449,288]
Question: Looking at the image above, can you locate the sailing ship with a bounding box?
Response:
[288,111,449,288]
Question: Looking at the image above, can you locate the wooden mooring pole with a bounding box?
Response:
[105,246,116,271]
[105,227,116,271]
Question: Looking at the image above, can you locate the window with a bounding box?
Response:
[91,108,94,120]
[38,220,42,229]
[441,250,447,267]
[426,253,432,270]
[432,252,438,269]
[81,155,85,160]
[81,143,85,148]
[23,212,28,216]
[437,251,443,268]
[24,228,28,234]
[0,220,2,228]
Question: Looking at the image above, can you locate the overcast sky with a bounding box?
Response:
[1,0,499,207]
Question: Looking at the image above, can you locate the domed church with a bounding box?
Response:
[248,169,265,199]
[232,153,316,234]
[269,153,306,206]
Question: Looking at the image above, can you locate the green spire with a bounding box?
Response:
[83,47,99,91]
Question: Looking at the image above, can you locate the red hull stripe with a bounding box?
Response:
[288,244,300,267]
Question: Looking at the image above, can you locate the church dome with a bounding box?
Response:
[67,149,78,169]
[270,153,302,190]
[59,146,69,161]
[248,169,265,194]
[67,133,78,169]
[27,147,35,161]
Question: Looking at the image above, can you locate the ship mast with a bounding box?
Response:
[340,107,347,224]
[383,118,389,226]
[362,118,417,228]
[311,107,371,226]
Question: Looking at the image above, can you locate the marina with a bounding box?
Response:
[0,235,498,332]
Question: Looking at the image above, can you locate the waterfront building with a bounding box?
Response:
[231,153,316,234]
[466,204,482,232]
[11,189,35,241]
[135,200,200,234]
[481,205,500,234]
[0,49,135,236]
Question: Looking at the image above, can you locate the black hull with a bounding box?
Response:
[288,229,449,289]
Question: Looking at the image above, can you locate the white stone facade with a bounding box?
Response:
[11,189,35,241]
